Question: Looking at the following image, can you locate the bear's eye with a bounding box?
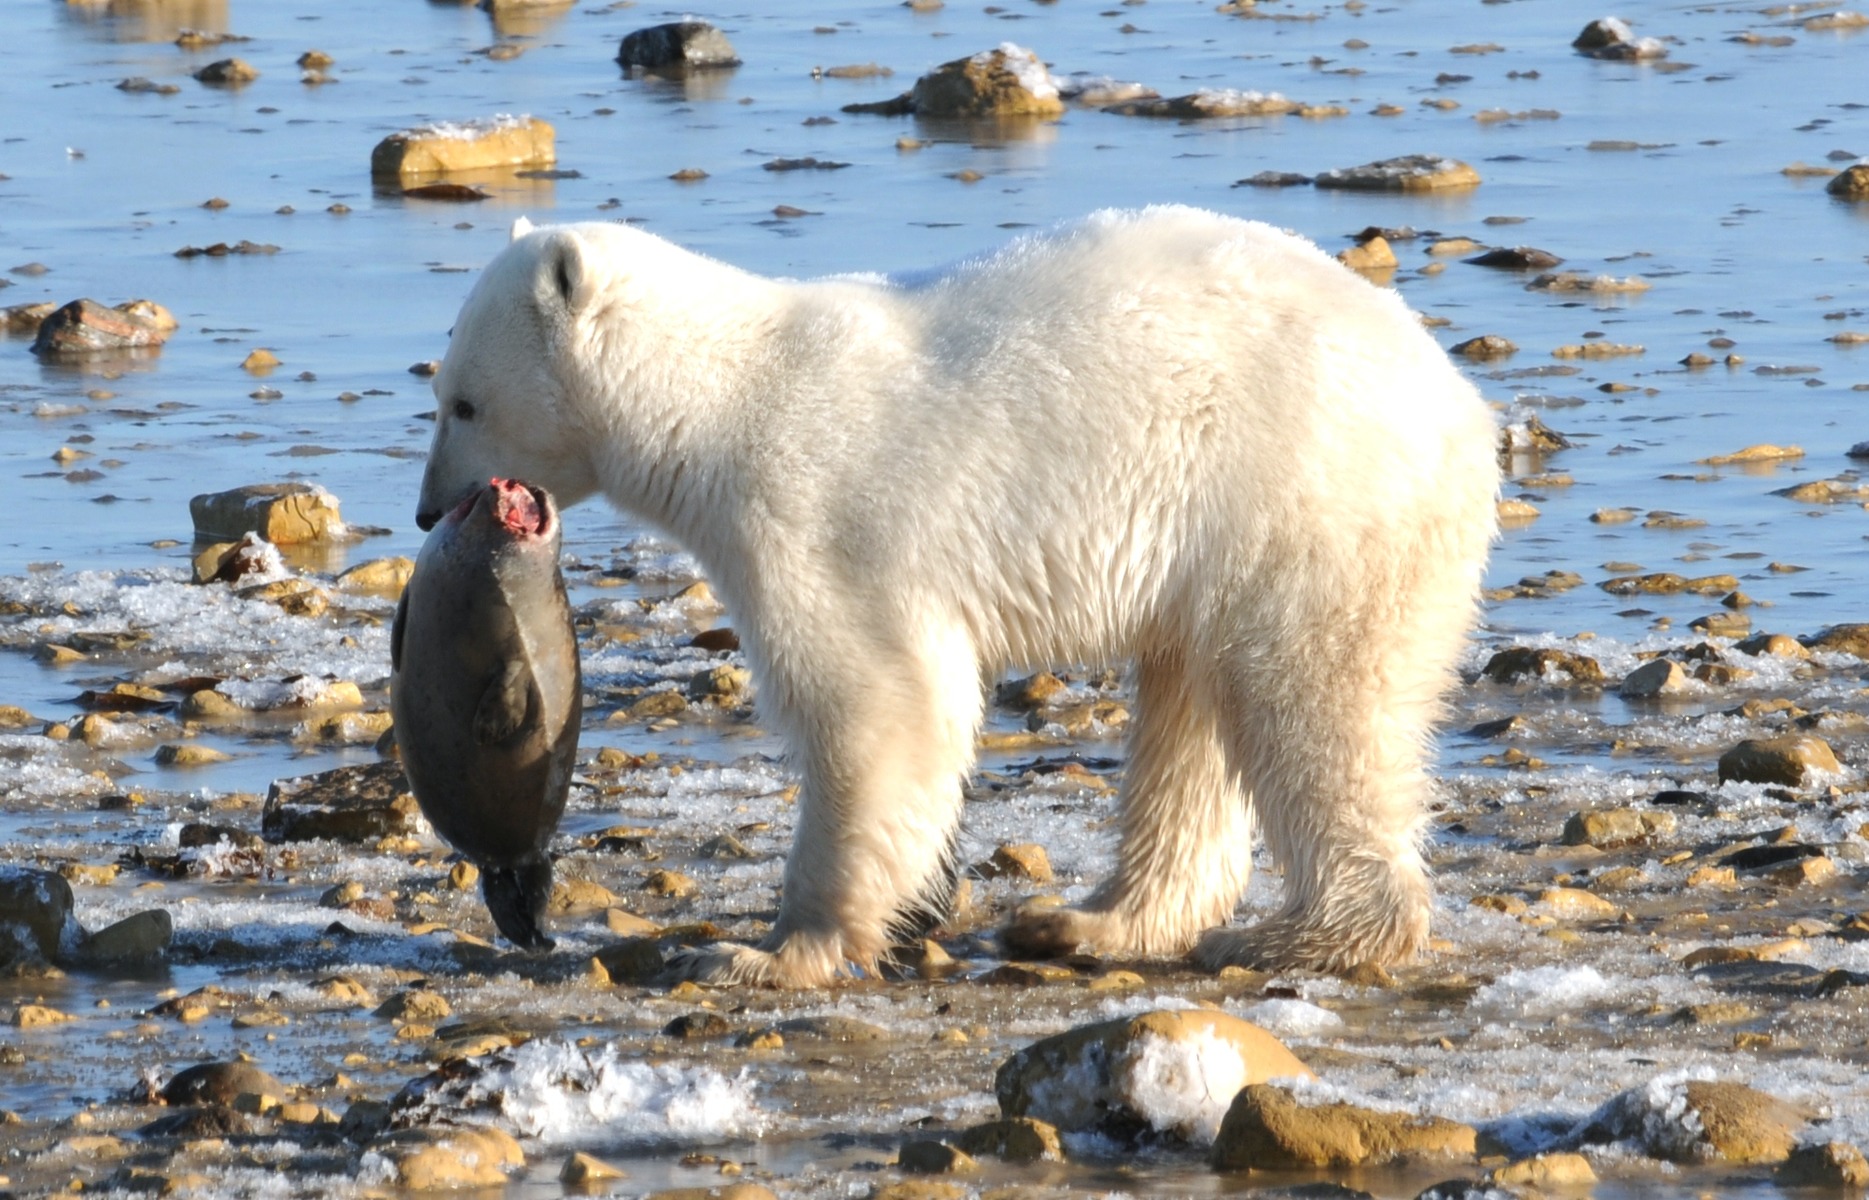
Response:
[452,399,476,421]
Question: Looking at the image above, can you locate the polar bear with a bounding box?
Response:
[416,206,1499,987]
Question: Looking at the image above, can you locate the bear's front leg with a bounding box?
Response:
[677,620,981,988]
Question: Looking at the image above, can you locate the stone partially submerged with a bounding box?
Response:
[262,760,423,844]
[30,298,175,356]
[1101,89,1300,118]
[370,115,556,181]
[616,21,741,72]
[1211,1083,1477,1170]
[190,483,346,544]
[1315,155,1481,192]
[844,44,1063,119]
[995,1009,1313,1142]
[1573,17,1669,61]
[1572,1079,1812,1163]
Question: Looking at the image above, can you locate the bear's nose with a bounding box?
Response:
[415,509,440,532]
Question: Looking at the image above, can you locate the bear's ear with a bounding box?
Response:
[546,231,596,314]
[510,215,535,242]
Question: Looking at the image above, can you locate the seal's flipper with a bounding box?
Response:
[472,658,535,745]
[480,856,556,951]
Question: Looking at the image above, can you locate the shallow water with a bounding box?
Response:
[3,1,1869,1197]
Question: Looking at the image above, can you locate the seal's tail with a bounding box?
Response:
[480,856,556,951]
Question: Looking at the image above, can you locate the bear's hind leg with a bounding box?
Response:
[1194,632,1438,974]
[1003,644,1252,960]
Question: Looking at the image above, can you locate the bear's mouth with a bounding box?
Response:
[489,477,552,539]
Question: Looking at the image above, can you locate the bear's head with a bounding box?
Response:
[416,217,604,530]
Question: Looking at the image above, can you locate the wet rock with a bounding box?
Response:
[1480,647,1604,686]
[1803,624,1869,658]
[550,877,621,913]
[1701,443,1803,466]
[191,483,344,544]
[73,909,172,966]
[1211,1083,1477,1169]
[375,1126,525,1190]
[1619,658,1689,699]
[899,1140,978,1174]
[155,742,230,767]
[141,1105,253,1138]
[262,760,421,843]
[1829,165,1869,199]
[1315,155,1481,192]
[984,842,1053,883]
[117,77,180,96]
[376,988,451,1023]
[192,532,279,586]
[2,300,56,334]
[30,298,174,356]
[562,1151,628,1184]
[1338,237,1397,272]
[1451,335,1516,360]
[1562,807,1674,848]
[162,1061,287,1107]
[953,1116,1063,1162]
[644,869,698,898]
[617,21,741,72]
[1576,1080,1810,1163]
[1487,1152,1597,1189]
[1773,478,1869,504]
[996,1009,1313,1141]
[194,58,259,85]
[997,671,1066,709]
[1527,271,1651,294]
[778,1015,889,1042]
[329,560,417,618]
[371,116,557,181]
[1600,572,1737,597]
[664,1012,733,1040]
[11,1003,73,1027]
[848,44,1063,118]
[1538,887,1620,920]
[1104,90,1301,118]
[687,664,751,701]
[593,938,665,986]
[1465,247,1563,270]
[1776,1141,1869,1188]
[1572,17,1668,60]
[1717,735,1841,787]
[869,1186,966,1200]
[0,868,79,965]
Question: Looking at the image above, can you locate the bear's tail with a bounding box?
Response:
[480,855,556,951]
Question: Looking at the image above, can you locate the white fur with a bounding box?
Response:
[420,206,1500,987]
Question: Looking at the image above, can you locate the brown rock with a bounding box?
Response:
[2,301,57,334]
[1480,646,1604,686]
[1580,1080,1810,1163]
[1735,633,1809,660]
[1827,164,1869,200]
[191,483,344,544]
[1103,90,1301,118]
[370,116,556,180]
[1315,155,1481,191]
[1562,808,1673,848]
[987,843,1053,883]
[1490,1151,1597,1188]
[1211,1083,1476,1169]
[377,1126,524,1190]
[868,1186,966,1200]
[336,556,414,596]
[30,298,174,356]
[73,909,172,966]
[1804,623,1869,658]
[996,1009,1313,1140]
[262,761,421,843]
[194,58,259,84]
[952,1117,1063,1163]
[561,1151,628,1184]
[0,867,77,964]
[1338,236,1397,271]
[374,988,452,1023]
[617,21,741,71]
[593,938,665,986]
[644,869,698,898]
[1717,735,1841,787]
[1777,1141,1869,1188]
[1451,334,1517,360]
[162,1061,287,1107]
[898,1140,978,1174]
[1619,658,1689,699]
[852,45,1064,118]
[996,671,1066,709]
